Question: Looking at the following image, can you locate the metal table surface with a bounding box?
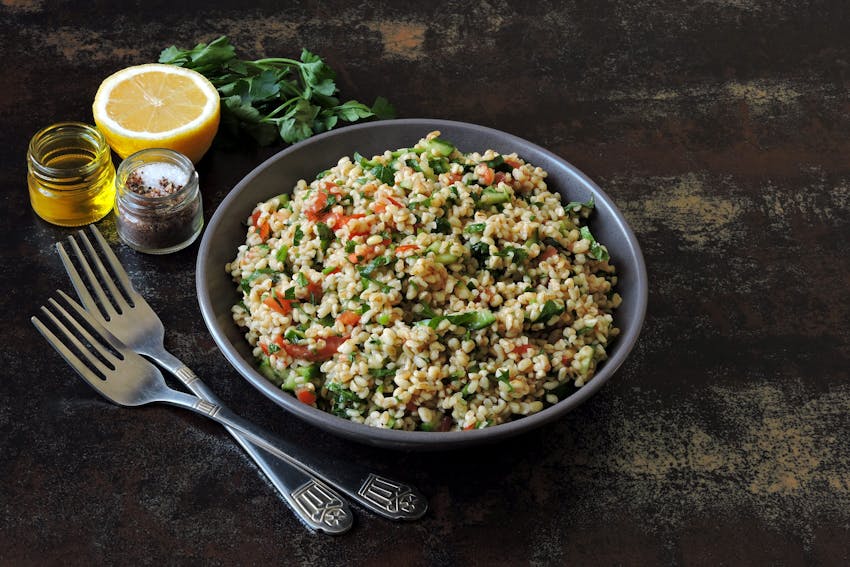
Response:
[2,1,849,565]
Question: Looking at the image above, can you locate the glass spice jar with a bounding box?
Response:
[114,148,203,254]
[27,122,116,226]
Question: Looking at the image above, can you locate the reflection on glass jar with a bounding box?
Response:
[114,148,203,255]
[27,122,116,227]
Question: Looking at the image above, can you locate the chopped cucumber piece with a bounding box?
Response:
[479,188,510,206]
[424,137,456,157]
[534,300,565,323]
[434,253,459,264]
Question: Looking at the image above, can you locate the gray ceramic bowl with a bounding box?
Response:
[197,119,647,450]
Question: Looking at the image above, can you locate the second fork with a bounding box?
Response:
[57,225,427,522]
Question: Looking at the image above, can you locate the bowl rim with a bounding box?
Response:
[197,118,648,450]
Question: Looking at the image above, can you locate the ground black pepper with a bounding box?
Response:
[115,152,203,254]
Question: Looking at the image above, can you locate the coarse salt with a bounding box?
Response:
[132,162,190,193]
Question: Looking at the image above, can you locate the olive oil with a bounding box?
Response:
[28,122,116,226]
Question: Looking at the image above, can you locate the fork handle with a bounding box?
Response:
[162,388,427,521]
[151,354,353,533]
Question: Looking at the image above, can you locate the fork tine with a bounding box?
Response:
[77,229,134,313]
[37,297,118,377]
[56,241,102,318]
[61,235,121,320]
[31,315,107,388]
[86,225,138,303]
[54,290,128,355]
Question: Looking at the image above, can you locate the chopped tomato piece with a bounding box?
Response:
[395,244,420,254]
[281,343,311,359]
[259,341,270,356]
[372,196,403,214]
[540,246,558,261]
[505,158,522,169]
[475,164,495,186]
[258,221,270,242]
[512,344,533,355]
[447,172,463,183]
[264,296,292,315]
[463,423,476,431]
[251,210,262,227]
[348,252,360,263]
[305,278,323,302]
[296,388,317,405]
[337,310,361,326]
[320,335,349,356]
[333,213,365,230]
[494,172,507,185]
[305,190,328,221]
[282,335,349,361]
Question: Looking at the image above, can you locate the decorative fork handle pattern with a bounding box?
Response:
[292,480,350,528]
[173,365,200,388]
[357,474,427,520]
[180,391,427,521]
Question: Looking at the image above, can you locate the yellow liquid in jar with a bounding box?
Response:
[28,122,117,227]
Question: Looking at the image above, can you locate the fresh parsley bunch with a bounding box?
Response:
[159,36,395,145]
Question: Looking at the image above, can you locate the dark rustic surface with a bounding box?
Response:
[2,1,849,565]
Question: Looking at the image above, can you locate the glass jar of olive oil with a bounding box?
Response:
[27,122,116,226]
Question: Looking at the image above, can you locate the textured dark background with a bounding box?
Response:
[2,1,850,565]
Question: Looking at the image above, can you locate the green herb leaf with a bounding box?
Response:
[371,96,396,120]
[316,222,334,252]
[469,241,490,266]
[446,310,496,330]
[369,367,396,378]
[293,225,304,246]
[370,164,395,185]
[361,275,392,293]
[434,217,452,234]
[358,255,390,277]
[159,36,395,147]
[565,196,595,211]
[335,100,375,122]
[496,369,514,391]
[275,245,289,264]
[580,226,609,261]
[284,328,305,343]
[535,300,565,323]
[495,246,529,264]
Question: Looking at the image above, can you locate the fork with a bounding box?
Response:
[57,226,426,522]
[33,291,427,526]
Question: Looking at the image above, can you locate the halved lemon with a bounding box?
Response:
[93,63,220,163]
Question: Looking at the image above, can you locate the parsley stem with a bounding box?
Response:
[263,97,300,121]
[253,57,304,66]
